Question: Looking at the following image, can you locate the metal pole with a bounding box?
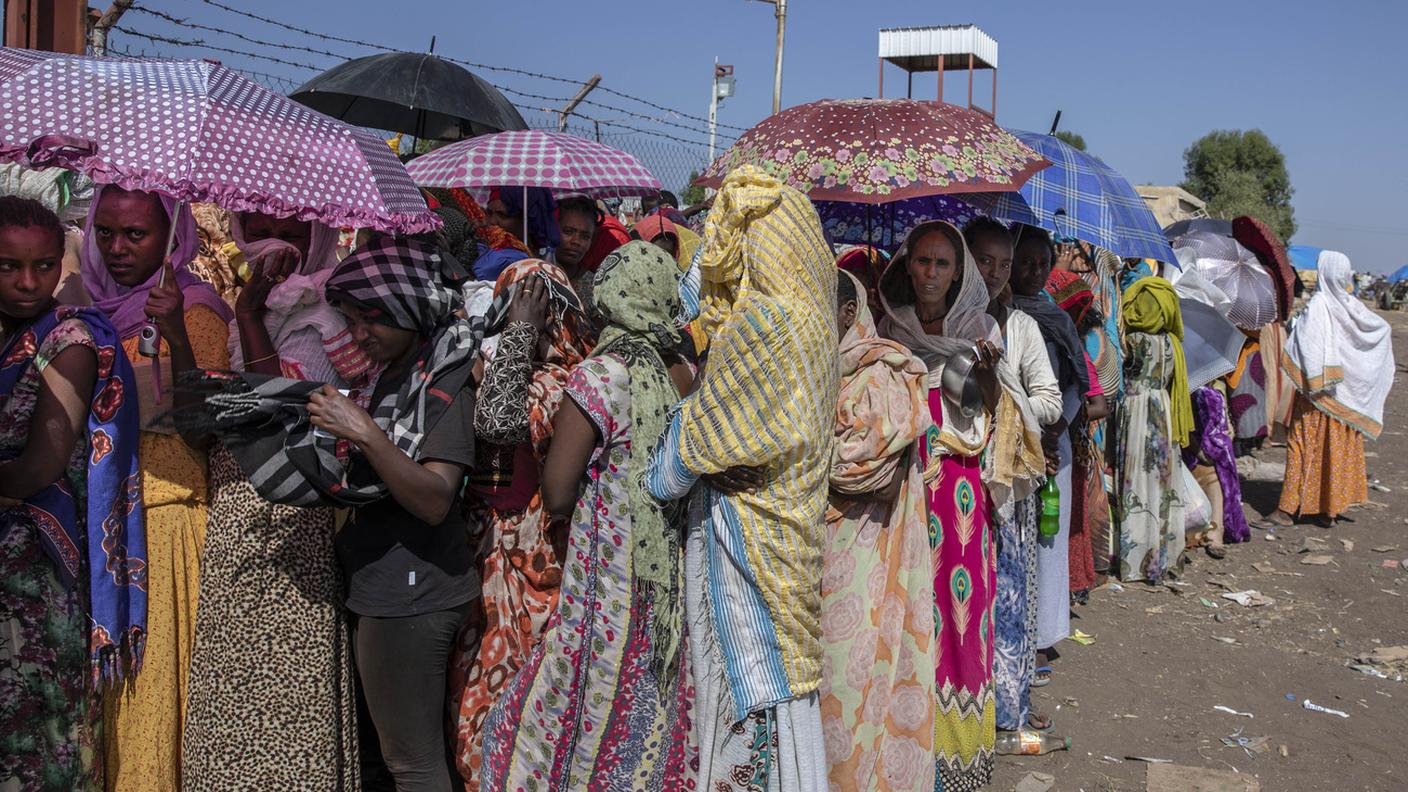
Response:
[558,74,602,133]
[772,0,786,113]
[967,53,974,109]
[708,57,719,164]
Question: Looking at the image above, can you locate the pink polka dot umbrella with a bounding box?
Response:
[405,130,662,199]
[0,47,438,235]
[698,98,1049,203]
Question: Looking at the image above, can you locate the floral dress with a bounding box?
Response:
[1114,332,1186,583]
[480,355,695,790]
[0,318,101,792]
[451,321,577,789]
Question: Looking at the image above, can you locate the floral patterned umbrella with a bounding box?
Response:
[814,195,979,248]
[0,47,438,234]
[698,98,1049,203]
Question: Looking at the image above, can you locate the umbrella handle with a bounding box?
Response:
[522,186,529,252]
[161,200,183,286]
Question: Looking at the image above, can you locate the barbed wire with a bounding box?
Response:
[178,0,751,133]
[112,6,732,189]
[114,26,325,71]
[118,8,741,149]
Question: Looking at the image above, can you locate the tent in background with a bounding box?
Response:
[1287,245,1323,270]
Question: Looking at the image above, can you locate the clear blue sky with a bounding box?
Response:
[71,1,1408,271]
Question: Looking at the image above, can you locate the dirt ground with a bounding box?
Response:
[988,307,1408,792]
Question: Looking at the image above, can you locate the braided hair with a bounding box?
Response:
[0,195,65,255]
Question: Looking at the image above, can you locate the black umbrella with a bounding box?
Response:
[1163,217,1232,241]
[290,51,527,140]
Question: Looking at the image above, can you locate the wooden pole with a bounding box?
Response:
[558,74,601,132]
[88,0,133,55]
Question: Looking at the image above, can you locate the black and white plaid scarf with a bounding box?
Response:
[179,236,507,506]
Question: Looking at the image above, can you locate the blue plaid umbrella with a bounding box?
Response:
[976,130,1178,264]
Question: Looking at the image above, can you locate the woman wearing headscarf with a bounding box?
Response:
[182,212,366,791]
[80,186,232,792]
[1268,251,1393,526]
[432,187,533,258]
[1067,245,1125,579]
[1010,225,1089,677]
[964,217,1060,735]
[646,166,838,792]
[1044,270,1112,599]
[878,220,1003,791]
[819,270,936,792]
[480,242,696,788]
[485,186,561,255]
[631,213,682,260]
[836,244,891,324]
[450,259,590,790]
[1,197,145,792]
[1116,277,1193,582]
[302,235,484,790]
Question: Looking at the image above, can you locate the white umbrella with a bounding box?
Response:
[1180,298,1246,389]
[1172,231,1278,330]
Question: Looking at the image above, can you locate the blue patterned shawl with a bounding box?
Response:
[0,306,147,684]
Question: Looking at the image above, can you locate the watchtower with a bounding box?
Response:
[878,24,998,117]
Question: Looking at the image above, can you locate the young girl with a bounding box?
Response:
[0,196,145,791]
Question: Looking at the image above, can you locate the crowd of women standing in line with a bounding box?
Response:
[0,157,1393,792]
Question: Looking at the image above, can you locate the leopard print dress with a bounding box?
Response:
[181,444,358,790]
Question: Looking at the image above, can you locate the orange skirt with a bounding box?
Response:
[1278,394,1367,519]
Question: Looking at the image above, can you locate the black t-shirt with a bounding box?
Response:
[336,389,478,618]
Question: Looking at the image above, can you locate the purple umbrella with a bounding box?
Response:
[0,47,437,234]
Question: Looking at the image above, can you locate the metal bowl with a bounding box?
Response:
[940,344,984,418]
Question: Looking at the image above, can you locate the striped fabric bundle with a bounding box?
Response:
[178,237,505,506]
[676,165,839,711]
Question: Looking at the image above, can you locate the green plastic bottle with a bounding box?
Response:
[1038,477,1061,538]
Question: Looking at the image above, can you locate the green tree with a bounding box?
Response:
[681,171,707,207]
[1053,130,1086,151]
[1181,129,1296,241]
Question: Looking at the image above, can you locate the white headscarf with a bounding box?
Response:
[877,220,1036,462]
[226,213,351,375]
[1282,251,1394,438]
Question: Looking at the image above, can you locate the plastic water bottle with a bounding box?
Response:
[1038,478,1061,539]
[995,730,1071,756]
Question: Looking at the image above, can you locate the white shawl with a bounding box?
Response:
[1282,251,1394,439]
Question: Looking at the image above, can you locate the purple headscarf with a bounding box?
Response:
[80,186,233,338]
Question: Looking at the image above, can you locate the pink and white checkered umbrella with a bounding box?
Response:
[0,47,438,234]
[405,130,662,198]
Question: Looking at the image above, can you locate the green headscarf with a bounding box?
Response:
[589,240,686,689]
[1121,276,1193,446]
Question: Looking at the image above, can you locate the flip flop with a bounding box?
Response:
[1026,712,1055,731]
[1032,665,1054,688]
